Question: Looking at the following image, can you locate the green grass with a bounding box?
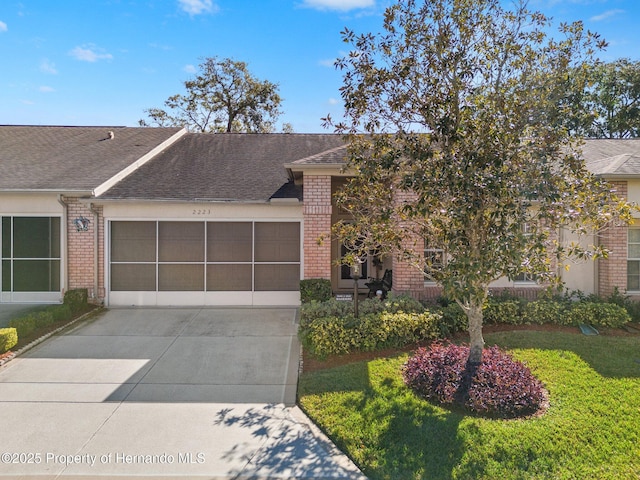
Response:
[298,331,640,479]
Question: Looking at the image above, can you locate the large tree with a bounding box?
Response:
[326,0,634,364]
[140,57,283,133]
[584,59,640,138]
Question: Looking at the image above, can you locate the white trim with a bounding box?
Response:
[0,214,64,304]
[627,227,640,292]
[253,291,300,305]
[3,292,62,303]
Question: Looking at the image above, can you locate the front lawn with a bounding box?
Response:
[298,331,640,479]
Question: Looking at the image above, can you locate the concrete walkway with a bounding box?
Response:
[0,307,367,479]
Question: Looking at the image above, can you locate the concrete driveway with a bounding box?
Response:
[0,307,367,479]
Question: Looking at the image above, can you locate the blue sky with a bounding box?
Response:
[1,0,639,132]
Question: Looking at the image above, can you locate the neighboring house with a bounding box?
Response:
[0,125,638,306]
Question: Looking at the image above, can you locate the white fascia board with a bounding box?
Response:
[92,128,188,198]
[0,189,92,196]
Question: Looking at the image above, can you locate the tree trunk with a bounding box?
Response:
[466,300,485,365]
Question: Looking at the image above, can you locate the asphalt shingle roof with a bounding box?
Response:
[582,139,640,176]
[0,126,184,192]
[290,144,348,166]
[99,133,346,202]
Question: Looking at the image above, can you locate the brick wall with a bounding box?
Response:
[391,190,426,298]
[598,181,628,297]
[303,175,333,280]
[64,197,104,302]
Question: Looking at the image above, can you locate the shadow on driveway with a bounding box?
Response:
[0,307,367,479]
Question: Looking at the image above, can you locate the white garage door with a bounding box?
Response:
[107,221,301,306]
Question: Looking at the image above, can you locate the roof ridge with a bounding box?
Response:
[292,144,348,165]
[600,153,633,174]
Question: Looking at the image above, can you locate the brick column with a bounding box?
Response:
[598,181,628,297]
[64,197,104,302]
[392,190,426,298]
[303,175,333,280]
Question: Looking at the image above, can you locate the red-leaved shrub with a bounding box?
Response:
[403,342,546,418]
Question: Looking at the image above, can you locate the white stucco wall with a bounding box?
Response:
[558,228,597,295]
[0,193,65,214]
[101,201,302,220]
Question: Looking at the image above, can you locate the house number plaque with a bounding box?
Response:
[192,209,211,216]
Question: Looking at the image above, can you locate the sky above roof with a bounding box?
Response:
[1,0,639,133]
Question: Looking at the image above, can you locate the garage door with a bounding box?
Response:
[107,221,301,306]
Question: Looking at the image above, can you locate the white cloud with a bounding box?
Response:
[149,43,173,51]
[183,64,197,73]
[69,45,113,62]
[590,9,624,22]
[178,0,218,15]
[328,98,339,105]
[0,21,7,32]
[39,86,55,93]
[319,58,336,67]
[302,0,374,11]
[40,59,58,75]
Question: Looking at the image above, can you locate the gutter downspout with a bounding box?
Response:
[89,203,100,304]
[57,195,68,299]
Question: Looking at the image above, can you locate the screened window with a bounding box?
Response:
[628,229,640,291]
[255,264,300,291]
[111,221,156,262]
[111,264,156,291]
[1,216,61,293]
[110,221,300,293]
[207,222,252,262]
[207,264,252,291]
[159,222,204,262]
[255,222,300,262]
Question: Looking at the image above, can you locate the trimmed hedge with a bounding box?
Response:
[64,288,89,313]
[8,315,37,339]
[522,300,568,325]
[300,279,333,304]
[9,310,58,339]
[300,310,442,359]
[7,289,91,346]
[299,292,634,360]
[300,299,353,324]
[0,328,18,353]
[567,302,630,329]
[484,299,525,325]
[300,294,425,325]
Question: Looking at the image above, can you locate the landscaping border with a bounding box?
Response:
[0,307,103,367]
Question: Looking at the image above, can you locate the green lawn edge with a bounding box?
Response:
[298,331,640,480]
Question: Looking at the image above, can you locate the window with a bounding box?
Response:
[514,271,537,283]
[424,240,445,282]
[628,229,640,291]
[515,223,537,283]
[1,216,61,293]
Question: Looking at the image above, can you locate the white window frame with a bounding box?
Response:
[424,242,445,285]
[627,228,640,292]
[514,222,538,284]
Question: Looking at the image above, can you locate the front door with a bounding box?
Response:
[337,243,376,290]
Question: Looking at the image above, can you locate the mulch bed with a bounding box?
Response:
[301,323,640,374]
